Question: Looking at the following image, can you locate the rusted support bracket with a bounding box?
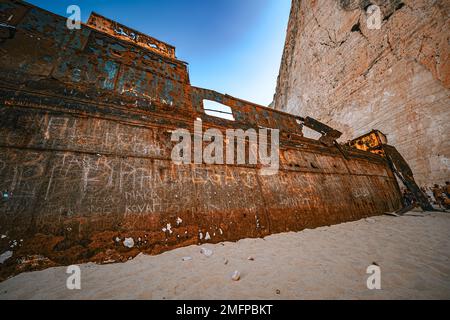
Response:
[295,116,347,159]
[297,116,342,147]
[334,140,350,160]
[383,145,435,211]
[296,116,347,158]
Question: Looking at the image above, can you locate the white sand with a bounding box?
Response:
[1,212,449,300]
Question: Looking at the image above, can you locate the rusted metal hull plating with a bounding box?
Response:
[0,0,402,279]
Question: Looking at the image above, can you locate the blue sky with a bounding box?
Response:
[27,0,291,106]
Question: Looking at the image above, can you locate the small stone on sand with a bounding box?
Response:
[200,248,213,257]
[366,218,376,224]
[231,270,240,281]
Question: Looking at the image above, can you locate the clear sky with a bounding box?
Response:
[26,0,291,106]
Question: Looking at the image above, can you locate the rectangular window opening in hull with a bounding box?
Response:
[203,100,235,121]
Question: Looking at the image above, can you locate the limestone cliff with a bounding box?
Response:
[273,0,450,186]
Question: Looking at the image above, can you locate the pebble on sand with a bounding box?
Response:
[200,248,213,257]
[231,271,241,281]
[365,218,376,224]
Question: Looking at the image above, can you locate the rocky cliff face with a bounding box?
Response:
[273,0,450,186]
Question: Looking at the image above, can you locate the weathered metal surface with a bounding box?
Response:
[87,12,177,59]
[348,130,387,156]
[0,0,402,280]
[349,130,433,211]
[300,116,342,147]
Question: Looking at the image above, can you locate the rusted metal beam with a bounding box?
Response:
[297,116,343,147]
[87,12,177,59]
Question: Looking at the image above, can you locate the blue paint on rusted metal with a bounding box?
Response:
[162,79,175,104]
[102,60,119,90]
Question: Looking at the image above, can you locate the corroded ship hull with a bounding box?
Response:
[0,0,402,278]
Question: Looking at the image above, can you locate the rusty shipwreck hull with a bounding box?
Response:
[0,0,402,278]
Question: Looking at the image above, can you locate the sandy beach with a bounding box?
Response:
[0,211,449,300]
